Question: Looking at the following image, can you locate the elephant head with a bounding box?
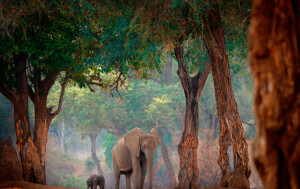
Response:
[124,128,159,189]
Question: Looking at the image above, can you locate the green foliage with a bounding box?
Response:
[102,131,117,169]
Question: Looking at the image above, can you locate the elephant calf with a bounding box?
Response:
[87,174,105,189]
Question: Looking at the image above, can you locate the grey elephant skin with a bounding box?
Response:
[86,174,105,189]
[112,127,159,189]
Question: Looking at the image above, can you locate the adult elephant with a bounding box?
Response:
[112,127,159,189]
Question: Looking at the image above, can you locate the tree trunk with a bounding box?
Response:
[8,103,14,145]
[33,97,52,184]
[58,122,67,152]
[0,53,65,185]
[203,1,251,188]
[29,69,65,185]
[11,53,45,184]
[174,44,211,189]
[90,134,104,176]
[249,0,300,188]
[153,155,164,178]
[159,134,176,189]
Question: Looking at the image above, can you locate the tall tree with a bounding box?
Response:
[174,43,211,188]
[200,1,251,188]
[116,1,213,187]
[0,1,128,184]
[249,0,300,188]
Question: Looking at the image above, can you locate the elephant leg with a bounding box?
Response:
[132,157,141,189]
[125,172,132,189]
[113,154,121,189]
[140,157,147,189]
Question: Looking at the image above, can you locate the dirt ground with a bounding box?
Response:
[0,181,231,189]
[0,181,76,189]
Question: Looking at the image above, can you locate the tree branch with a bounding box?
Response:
[195,62,211,99]
[41,70,60,94]
[174,44,191,94]
[0,84,15,103]
[50,75,68,119]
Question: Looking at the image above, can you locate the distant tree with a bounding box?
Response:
[249,0,300,188]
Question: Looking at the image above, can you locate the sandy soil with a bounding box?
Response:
[0,181,76,189]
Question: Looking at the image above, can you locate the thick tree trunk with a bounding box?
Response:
[11,53,45,184]
[202,1,251,188]
[174,44,211,189]
[0,53,65,185]
[159,134,176,189]
[90,134,104,176]
[249,0,300,188]
[33,97,52,184]
[29,69,65,185]
[8,104,14,145]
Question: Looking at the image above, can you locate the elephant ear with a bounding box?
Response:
[150,128,159,150]
[124,128,146,157]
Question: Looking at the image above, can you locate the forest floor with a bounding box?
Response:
[0,181,75,189]
[0,181,229,189]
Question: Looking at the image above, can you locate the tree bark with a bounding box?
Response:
[29,70,66,185]
[90,134,104,176]
[249,0,300,188]
[8,103,14,145]
[5,53,45,184]
[174,43,211,189]
[0,53,67,185]
[202,1,251,188]
[159,134,176,189]
[32,96,52,184]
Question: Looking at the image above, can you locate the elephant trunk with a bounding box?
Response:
[146,152,154,189]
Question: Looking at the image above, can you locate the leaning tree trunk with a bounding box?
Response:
[202,1,251,188]
[249,0,300,188]
[174,44,211,189]
[90,134,104,176]
[159,134,176,189]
